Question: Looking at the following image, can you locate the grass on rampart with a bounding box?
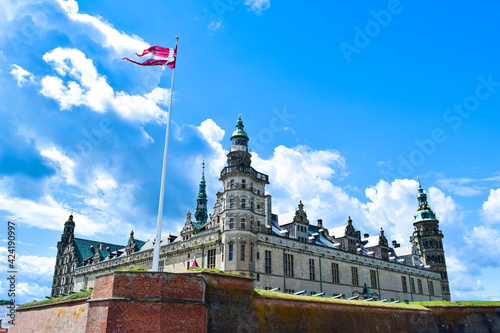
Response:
[255,289,429,310]
[17,290,92,310]
[411,300,500,307]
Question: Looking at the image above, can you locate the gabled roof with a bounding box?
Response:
[361,235,380,248]
[73,238,124,264]
[394,245,414,257]
[329,225,348,238]
[277,211,295,226]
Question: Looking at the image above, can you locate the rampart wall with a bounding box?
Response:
[10,271,500,333]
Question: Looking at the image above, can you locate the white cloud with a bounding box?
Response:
[0,194,108,236]
[41,47,113,112]
[436,177,486,197]
[39,47,167,123]
[244,0,270,14]
[17,282,51,300]
[428,186,461,226]
[40,146,76,185]
[111,91,167,123]
[18,254,55,281]
[145,88,171,107]
[55,0,148,55]
[10,64,35,87]
[482,189,500,223]
[208,20,223,31]
[464,225,500,262]
[361,179,418,244]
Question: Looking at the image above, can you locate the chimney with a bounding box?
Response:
[364,233,369,238]
[317,219,323,228]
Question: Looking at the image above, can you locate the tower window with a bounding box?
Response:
[230,180,235,189]
[241,245,245,261]
[241,218,246,230]
[230,199,235,209]
[242,179,246,189]
[241,199,246,209]
[229,245,233,261]
[229,218,234,229]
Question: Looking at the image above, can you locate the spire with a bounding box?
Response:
[194,163,208,225]
[229,114,249,153]
[414,182,437,222]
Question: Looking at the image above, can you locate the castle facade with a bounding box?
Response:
[52,116,450,302]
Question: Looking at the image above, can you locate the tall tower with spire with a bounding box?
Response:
[194,163,208,225]
[217,114,269,276]
[410,182,451,300]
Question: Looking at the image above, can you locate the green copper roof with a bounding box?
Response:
[414,182,439,222]
[230,115,249,141]
[73,238,125,263]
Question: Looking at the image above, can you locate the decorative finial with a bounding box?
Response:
[175,36,179,40]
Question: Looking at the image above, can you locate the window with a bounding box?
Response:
[370,270,377,289]
[417,279,423,294]
[401,276,408,293]
[428,281,434,296]
[187,261,190,270]
[229,218,234,230]
[208,249,216,269]
[230,179,235,189]
[285,254,294,278]
[229,245,233,261]
[242,179,246,189]
[250,246,254,262]
[351,267,359,286]
[230,199,235,209]
[309,259,315,280]
[265,250,272,274]
[332,263,339,283]
[241,245,245,261]
[241,218,245,230]
[241,199,246,209]
[410,277,415,294]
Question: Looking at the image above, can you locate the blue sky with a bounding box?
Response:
[1,0,500,304]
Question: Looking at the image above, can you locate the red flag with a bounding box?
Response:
[123,45,176,68]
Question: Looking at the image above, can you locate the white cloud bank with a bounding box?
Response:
[482,189,500,223]
[38,47,169,123]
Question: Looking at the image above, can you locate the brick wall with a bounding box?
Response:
[11,271,500,333]
[429,306,500,332]
[10,300,88,333]
[87,272,208,333]
[254,298,436,333]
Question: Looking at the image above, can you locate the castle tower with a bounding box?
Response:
[52,214,76,296]
[410,182,451,300]
[218,115,269,277]
[194,163,208,225]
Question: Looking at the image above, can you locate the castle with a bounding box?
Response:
[52,116,450,301]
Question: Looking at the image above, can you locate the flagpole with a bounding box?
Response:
[152,36,178,272]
